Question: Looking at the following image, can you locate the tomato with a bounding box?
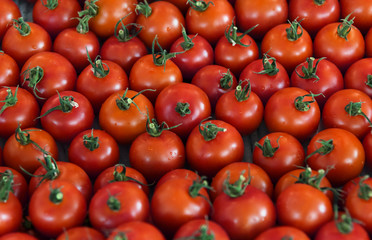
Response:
[0,86,40,139]
[253,132,305,183]
[0,167,28,206]
[107,221,166,240]
[0,232,38,240]
[291,57,344,108]
[276,183,333,236]
[366,27,372,57]
[135,1,184,50]
[264,87,321,141]
[163,0,188,14]
[29,180,87,238]
[288,0,340,37]
[235,0,288,40]
[210,162,273,201]
[363,132,372,169]
[53,27,100,73]
[129,117,185,183]
[155,82,211,140]
[39,90,94,143]
[68,129,120,179]
[76,57,129,112]
[89,181,150,236]
[344,58,372,98]
[32,0,81,38]
[170,27,214,81]
[151,177,211,238]
[154,168,199,191]
[215,80,264,135]
[239,53,290,104]
[56,227,105,240]
[322,89,372,140]
[212,178,276,240]
[0,52,19,87]
[20,51,77,101]
[255,226,310,240]
[1,17,52,67]
[3,126,59,178]
[99,89,155,144]
[0,0,21,42]
[186,0,235,46]
[173,219,230,240]
[186,119,245,179]
[88,0,137,39]
[340,0,372,35]
[313,15,365,73]
[191,65,238,108]
[261,19,313,75]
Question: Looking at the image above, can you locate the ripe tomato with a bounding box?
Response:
[0,86,40,139]
[155,82,211,140]
[235,0,288,40]
[1,17,52,67]
[264,87,321,141]
[366,27,372,57]
[340,0,372,35]
[0,0,21,42]
[99,89,155,144]
[276,183,333,236]
[56,227,105,240]
[39,90,94,143]
[261,19,313,75]
[0,52,19,87]
[186,119,245,179]
[255,226,310,240]
[344,58,372,98]
[89,181,150,236]
[28,180,87,238]
[107,221,166,240]
[163,0,188,14]
[0,167,28,206]
[173,219,230,240]
[0,232,38,240]
[186,0,235,46]
[363,132,372,169]
[154,168,200,191]
[322,89,372,140]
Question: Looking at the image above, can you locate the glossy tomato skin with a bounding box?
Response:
[340,0,372,35]
[56,227,105,240]
[0,232,38,240]
[99,89,155,144]
[363,132,372,169]
[0,192,22,236]
[0,0,21,42]
[40,90,94,143]
[210,162,273,201]
[276,183,333,236]
[264,87,321,141]
[235,0,288,40]
[89,181,150,236]
[170,34,214,81]
[0,52,19,87]
[29,180,87,238]
[212,185,276,240]
[20,51,77,102]
[314,218,370,240]
[186,120,245,179]
[291,58,344,109]
[136,1,184,50]
[89,0,137,39]
[53,28,100,73]
[155,82,211,140]
[154,168,199,191]
[32,0,81,38]
[2,21,52,67]
[322,89,372,140]
[288,0,340,38]
[107,221,166,240]
[255,226,310,240]
[68,129,120,179]
[344,58,372,98]
[186,0,235,46]
[0,87,40,139]
[366,27,372,57]
[173,219,230,240]
[163,0,188,14]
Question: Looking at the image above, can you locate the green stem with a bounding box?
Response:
[223,171,250,198]
[294,92,323,112]
[337,13,355,40]
[313,0,326,5]
[135,0,152,18]
[366,75,372,88]
[12,17,31,36]
[234,80,251,102]
[0,86,18,115]
[115,88,155,112]
[0,170,14,203]
[357,175,372,200]
[83,129,99,151]
[41,0,59,10]
[219,69,234,90]
[107,195,121,211]
[175,102,191,117]
[179,25,196,51]
[114,14,142,42]
[295,57,326,82]
[224,19,257,47]
[336,210,355,234]
[286,18,304,41]
[188,176,214,208]
[36,92,78,119]
[345,101,372,127]
[110,164,148,187]
[145,112,181,137]
[254,53,279,76]
[187,0,214,12]
[78,0,99,18]
[75,15,92,34]
[113,232,129,240]
[254,136,281,158]
[305,139,334,164]
[152,36,184,71]
[198,119,226,141]
[49,186,64,204]
[86,48,109,78]
[21,66,45,99]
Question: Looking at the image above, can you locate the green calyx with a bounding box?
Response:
[49,186,64,204]
[21,66,45,99]
[0,86,18,115]
[255,136,281,158]
[83,129,99,151]
[294,92,323,112]
[110,164,149,187]
[75,15,93,34]
[179,25,196,51]
[135,0,152,18]
[199,119,226,141]
[335,210,357,234]
[286,18,304,41]
[0,170,14,203]
[107,195,121,211]
[12,17,31,36]
[357,175,372,201]
[295,57,326,82]
[224,19,257,47]
[223,170,250,198]
[187,0,214,12]
[366,75,372,88]
[175,223,215,240]
[254,53,279,76]
[313,0,326,6]
[146,113,181,137]
[234,80,251,102]
[295,167,327,190]
[115,88,155,111]
[345,101,372,128]
[337,13,355,40]
[305,139,334,163]
[41,0,59,10]
[114,14,142,42]
[219,69,234,90]
[14,124,43,150]
[152,36,184,71]
[79,0,99,18]
[175,102,191,117]
[86,48,109,78]
[113,232,129,240]
[36,92,78,120]
[188,176,213,199]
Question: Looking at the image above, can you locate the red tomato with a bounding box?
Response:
[155,82,211,140]
[191,65,238,108]
[291,57,344,108]
[0,52,19,87]
[255,226,310,240]
[107,221,166,240]
[322,89,372,140]
[56,227,105,240]
[39,90,94,143]
[0,0,21,42]
[135,1,184,50]
[314,16,365,73]
[363,132,372,169]
[264,87,321,141]
[1,17,52,67]
[154,168,200,191]
[340,0,372,35]
[0,86,40,139]
[89,181,150,236]
[29,180,87,238]
[235,0,288,40]
[276,183,333,236]
[239,53,290,104]
[0,232,38,240]
[186,0,235,46]
[173,219,230,240]
[163,0,188,14]
[366,27,372,57]
[99,89,155,144]
[0,167,28,206]
[261,19,313,74]
[186,119,245,179]
[288,0,340,37]
[344,58,372,98]
[32,0,81,38]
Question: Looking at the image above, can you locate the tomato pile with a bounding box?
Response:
[1,0,372,239]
